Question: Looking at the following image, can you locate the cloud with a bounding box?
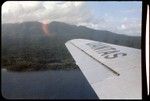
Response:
[116,17,141,36]
[85,16,141,36]
[2,1,141,36]
[2,1,46,23]
[2,1,90,24]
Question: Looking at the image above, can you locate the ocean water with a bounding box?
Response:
[1,69,98,99]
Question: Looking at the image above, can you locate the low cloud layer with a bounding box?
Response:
[2,1,142,36]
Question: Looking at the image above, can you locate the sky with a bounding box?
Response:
[2,1,142,36]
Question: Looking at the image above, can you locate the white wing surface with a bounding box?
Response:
[65,39,141,99]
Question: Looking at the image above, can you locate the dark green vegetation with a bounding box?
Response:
[1,21,141,71]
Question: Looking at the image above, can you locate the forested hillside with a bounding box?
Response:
[1,21,141,71]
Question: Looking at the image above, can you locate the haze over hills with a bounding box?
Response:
[2,21,141,48]
[2,21,141,71]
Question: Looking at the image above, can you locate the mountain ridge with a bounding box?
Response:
[1,21,141,71]
[2,21,141,49]
[2,21,140,36]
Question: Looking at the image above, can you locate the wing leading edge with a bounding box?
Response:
[65,39,141,99]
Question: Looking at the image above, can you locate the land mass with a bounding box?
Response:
[2,21,141,71]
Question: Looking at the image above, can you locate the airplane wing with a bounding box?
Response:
[65,39,141,99]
